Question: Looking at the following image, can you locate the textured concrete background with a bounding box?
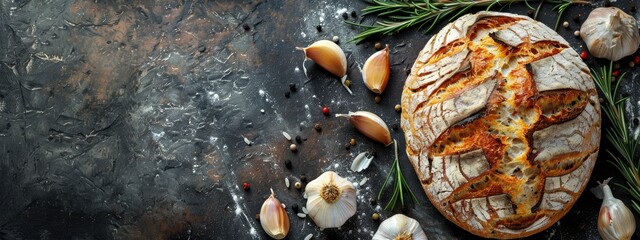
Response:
[0,0,638,239]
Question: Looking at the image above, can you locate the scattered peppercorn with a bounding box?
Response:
[562,21,569,28]
[242,23,250,31]
[614,63,620,69]
[629,61,635,68]
[574,30,580,37]
[374,96,382,104]
[372,212,380,221]
[341,12,348,20]
[284,159,292,169]
[332,36,339,43]
[284,91,290,98]
[634,56,640,65]
[369,197,377,206]
[316,25,323,32]
[344,142,351,150]
[350,138,356,146]
[573,15,581,23]
[291,203,299,212]
[392,123,399,131]
[322,106,330,116]
[374,42,382,50]
[613,70,620,77]
[289,83,297,92]
[256,213,260,221]
[300,174,308,183]
[242,182,250,191]
[294,182,302,189]
[290,144,298,152]
[295,135,302,143]
[344,79,351,87]
[351,11,357,18]
[314,123,322,132]
[580,50,588,60]
[394,104,402,112]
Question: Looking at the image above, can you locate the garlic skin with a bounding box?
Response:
[594,179,636,240]
[362,45,391,94]
[305,171,357,229]
[373,214,428,240]
[335,111,393,146]
[260,190,290,239]
[580,7,640,61]
[350,152,374,172]
[297,40,352,94]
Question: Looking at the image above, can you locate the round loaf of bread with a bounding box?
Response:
[400,11,601,239]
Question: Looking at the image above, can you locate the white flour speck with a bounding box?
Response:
[258,89,266,97]
[301,32,307,38]
[295,67,300,72]
[336,8,348,17]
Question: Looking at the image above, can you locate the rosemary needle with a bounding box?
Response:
[378,139,418,210]
[591,61,640,213]
[346,0,590,44]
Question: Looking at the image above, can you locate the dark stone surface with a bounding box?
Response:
[0,0,639,239]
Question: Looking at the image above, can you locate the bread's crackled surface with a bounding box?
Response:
[400,11,601,239]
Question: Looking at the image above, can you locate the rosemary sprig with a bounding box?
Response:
[347,0,590,44]
[378,139,419,210]
[591,61,640,213]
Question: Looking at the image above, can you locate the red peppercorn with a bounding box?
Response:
[242,182,250,191]
[580,50,588,60]
[634,56,640,64]
[322,106,330,116]
[613,70,620,77]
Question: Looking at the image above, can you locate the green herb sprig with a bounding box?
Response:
[378,139,418,210]
[591,61,640,213]
[346,0,590,44]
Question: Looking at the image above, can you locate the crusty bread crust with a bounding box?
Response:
[400,11,601,239]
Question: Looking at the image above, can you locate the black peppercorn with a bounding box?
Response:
[295,135,302,143]
[351,11,357,18]
[300,174,308,183]
[369,197,377,206]
[341,12,348,20]
[284,91,290,98]
[316,25,323,32]
[291,203,299,212]
[284,159,292,169]
[289,83,297,92]
[242,23,250,31]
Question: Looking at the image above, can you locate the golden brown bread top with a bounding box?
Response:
[400,11,601,239]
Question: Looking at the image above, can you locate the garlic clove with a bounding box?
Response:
[372,214,428,240]
[594,178,636,240]
[362,45,390,94]
[350,152,374,172]
[297,40,352,94]
[260,189,290,239]
[580,7,640,61]
[336,111,393,146]
[305,171,357,229]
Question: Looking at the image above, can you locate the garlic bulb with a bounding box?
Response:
[335,111,393,146]
[580,7,640,61]
[362,44,391,94]
[297,40,352,94]
[372,214,428,240]
[305,171,356,228]
[592,178,636,240]
[260,189,290,239]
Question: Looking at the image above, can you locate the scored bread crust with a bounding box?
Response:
[400,11,601,239]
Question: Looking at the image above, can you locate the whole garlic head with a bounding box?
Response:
[580,7,640,61]
[372,214,428,240]
[305,171,356,229]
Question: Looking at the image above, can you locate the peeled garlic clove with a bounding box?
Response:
[580,7,640,61]
[594,178,636,240]
[373,214,428,240]
[362,45,390,94]
[350,152,374,172]
[305,171,356,229]
[335,111,392,146]
[297,40,352,94]
[260,189,290,239]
